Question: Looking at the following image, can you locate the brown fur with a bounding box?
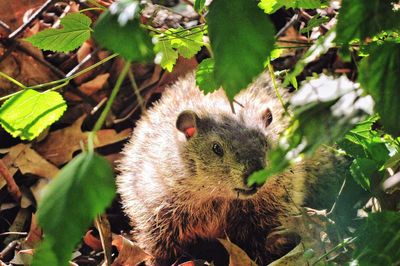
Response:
[117,72,340,265]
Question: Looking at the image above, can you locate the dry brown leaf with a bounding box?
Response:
[83,230,103,251]
[21,214,42,249]
[79,73,110,95]
[0,46,58,97]
[276,26,309,57]
[9,249,34,266]
[218,238,257,266]
[30,179,48,203]
[95,214,113,264]
[2,143,59,180]
[34,116,132,166]
[112,235,152,266]
[73,42,97,85]
[0,0,44,30]
[157,56,198,92]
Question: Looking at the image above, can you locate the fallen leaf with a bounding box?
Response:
[83,230,102,251]
[95,214,113,264]
[2,143,59,180]
[34,116,132,166]
[22,214,42,249]
[112,235,152,266]
[0,44,58,97]
[30,178,49,203]
[79,73,110,95]
[9,249,34,266]
[218,238,257,266]
[0,0,44,30]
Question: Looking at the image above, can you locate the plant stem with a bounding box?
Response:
[79,7,104,13]
[87,0,107,11]
[128,69,145,113]
[0,72,27,89]
[267,63,290,117]
[92,61,131,132]
[43,81,70,93]
[28,53,118,90]
[0,54,118,102]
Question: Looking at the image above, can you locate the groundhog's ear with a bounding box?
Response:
[262,108,273,128]
[176,110,199,139]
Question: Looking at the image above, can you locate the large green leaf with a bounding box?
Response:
[0,89,67,140]
[259,0,323,14]
[93,1,153,62]
[353,212,400,265]
[349,158,378,191]
[32,152,115,266]
[25,13,92,52]
[358,42,400,136]
[207,0,275,101]
[336,0,400,43]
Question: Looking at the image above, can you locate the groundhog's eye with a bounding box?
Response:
[212,143,224,157]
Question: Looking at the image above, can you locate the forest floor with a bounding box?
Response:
[0,1,357,265]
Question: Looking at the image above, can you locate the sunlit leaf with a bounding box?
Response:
[208,0,275,101]
[25,13,92,52]
[0,89,67,140]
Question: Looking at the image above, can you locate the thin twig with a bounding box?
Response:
[8,0,55,40]
[0,159,21,202]
[267,63,290,116]
[128,69,145,113]
[0,54,117,102]
[275,13,299,38]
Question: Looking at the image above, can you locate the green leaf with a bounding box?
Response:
[207,0,275,101]
[32,152,115,266]
[350,158,378,190]
[336,0,400,44]
[170,28,204,58]
[195,58,219,94]
[0,89,67,140]
[339,115,390,164]
[259,0,322,14]
[154,27,205,72]
[194,0,206,13]
[250,75,373,185]
[25,13,91,53]
[154,39,179,72]
[299,15,329,33]
[93,9,153,61]
[353,212,400,265]
[358,42,400,136]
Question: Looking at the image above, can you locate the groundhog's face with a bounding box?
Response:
[176,110,272,199]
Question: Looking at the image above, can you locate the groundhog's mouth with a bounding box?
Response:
[234,186,258,196]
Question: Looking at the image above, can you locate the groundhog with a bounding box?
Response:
[117,72,345,265]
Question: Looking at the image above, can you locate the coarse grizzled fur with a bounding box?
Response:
[117,72,344,265]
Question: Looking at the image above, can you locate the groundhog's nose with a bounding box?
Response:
[243,158,265,187]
